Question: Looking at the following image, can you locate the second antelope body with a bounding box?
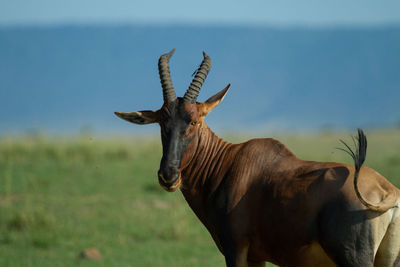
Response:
[115,49,400,267]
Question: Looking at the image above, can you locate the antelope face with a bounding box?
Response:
[115,49,229,192]
[156,98,203,191]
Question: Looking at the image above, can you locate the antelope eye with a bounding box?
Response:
[190,121,197,126]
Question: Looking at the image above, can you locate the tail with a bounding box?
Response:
[338,129,389,211]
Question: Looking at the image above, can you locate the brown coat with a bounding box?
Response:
[115,49,400,267]
[179,123,400,266]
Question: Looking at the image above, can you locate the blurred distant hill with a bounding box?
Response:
[0,25,399,134]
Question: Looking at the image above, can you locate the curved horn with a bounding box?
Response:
[158,48,177,103]
[183,52,212,103]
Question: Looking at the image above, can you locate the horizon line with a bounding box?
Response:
[1,21,400,30]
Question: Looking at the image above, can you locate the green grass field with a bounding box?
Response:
[1,130,400,266]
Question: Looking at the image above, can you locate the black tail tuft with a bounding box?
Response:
[338,128,367,171]
[355,129,367,171]
[338,129,376,210]
[338,129,397,212]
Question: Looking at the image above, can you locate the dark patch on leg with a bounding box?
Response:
[318,198,375,266]
[330,166,350,180]
[306,166,348,196]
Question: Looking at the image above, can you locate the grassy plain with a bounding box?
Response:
[1,130,400,266]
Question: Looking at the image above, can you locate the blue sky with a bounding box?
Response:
[1,0,400,26]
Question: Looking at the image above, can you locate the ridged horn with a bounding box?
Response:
[183,52,212,103]
[158,48,177,103]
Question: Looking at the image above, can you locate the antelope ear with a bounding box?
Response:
[199,84,230,116]
[114,110,160,125]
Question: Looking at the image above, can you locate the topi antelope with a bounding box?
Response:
[115,49,400,267]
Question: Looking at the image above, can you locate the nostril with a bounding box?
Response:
[159,164,179,178]
[169,173,179,184]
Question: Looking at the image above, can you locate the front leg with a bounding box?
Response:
[214,217,250,267]
[208,181,253,266]
[222,241,249,267]
[223,245,266,267]
[247,261,266,267]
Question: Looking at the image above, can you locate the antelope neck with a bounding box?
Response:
[181,124,236,196]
